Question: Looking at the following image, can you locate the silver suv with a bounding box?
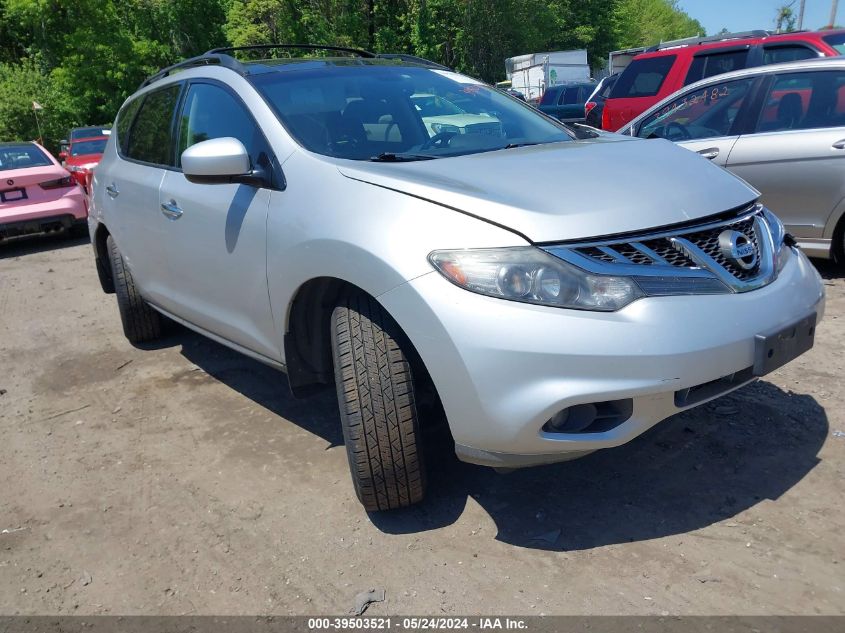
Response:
[89,46,825,511]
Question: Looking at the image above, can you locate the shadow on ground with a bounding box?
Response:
[146,321,827,553]
[0,232,89,259]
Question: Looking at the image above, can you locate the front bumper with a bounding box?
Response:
[378,248,825,468]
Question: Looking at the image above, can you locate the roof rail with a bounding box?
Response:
[139,53,244,90]
[646,29,772,52]
[375,53,450,70]
[206,44,377,58]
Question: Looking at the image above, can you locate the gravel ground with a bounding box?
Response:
[0,234,843,616]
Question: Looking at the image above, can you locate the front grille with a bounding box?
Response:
[543,204,779,295]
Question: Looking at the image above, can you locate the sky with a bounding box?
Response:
[676,0,841,35]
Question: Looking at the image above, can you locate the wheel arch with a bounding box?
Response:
[93,221,115,293]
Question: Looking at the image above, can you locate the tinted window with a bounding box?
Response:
[638,77,756,141]
[611,55,676,98]
[598,75,618,98]
[823,32,845,54]
[252,65,571,161]
[71,126,110,140]
[116,98,142,155]
[540,87,561,105]
[763,45,817,65]
[126,85,180,166]
[0,145,51,171]
[684,49,749,86]
[177,83,261,160]
[756,70,845,133]
[561,86,581,105]
[70,138,108,156]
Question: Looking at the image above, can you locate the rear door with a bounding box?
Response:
[634,75,759,167]
[98,85,181,305]
[726,69,845,241]
[158,80,279,358]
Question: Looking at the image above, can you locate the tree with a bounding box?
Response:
[613,0,705,49]
[775,1,797,32]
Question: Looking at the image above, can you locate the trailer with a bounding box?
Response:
[607,47,646,76]
[505,50,590,102]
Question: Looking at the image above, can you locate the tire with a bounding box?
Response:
[331,293,426,511]
[107,235,161,343]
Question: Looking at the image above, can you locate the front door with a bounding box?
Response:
[727,69,845,240]
[158,81,280,359]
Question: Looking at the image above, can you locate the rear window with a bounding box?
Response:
[598,76,618,98]
[0,145,52,171]
[611,55,676,98]
[763,45,818,65]
[70,138,107,156]
[71,127,110,140]
[823,32,845,54]
[684,49,749,86]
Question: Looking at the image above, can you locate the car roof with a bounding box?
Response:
[0,141,36,148]
[635,28,845,60]
[623,56,845,130]
[70,135,110,143]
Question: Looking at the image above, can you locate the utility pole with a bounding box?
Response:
[831,0,840,27]
[798,0,806,29]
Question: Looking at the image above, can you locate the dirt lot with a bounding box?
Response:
[0,234,843,616]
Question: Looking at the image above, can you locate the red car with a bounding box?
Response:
[603,28,845,131]
[60,135,110,192]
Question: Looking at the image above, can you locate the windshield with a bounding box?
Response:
[823,32,845,54]
[70,138,108,156]
[0,145,51,171]
[251,63,572,160]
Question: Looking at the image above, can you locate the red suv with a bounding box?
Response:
[603,29,845,131]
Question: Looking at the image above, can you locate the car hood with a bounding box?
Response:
[338,135,758,242]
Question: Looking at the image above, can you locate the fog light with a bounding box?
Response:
[547,404,597,433]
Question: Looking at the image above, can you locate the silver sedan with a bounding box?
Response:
[619,57,845,262]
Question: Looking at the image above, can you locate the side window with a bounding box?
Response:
[611,55,676,98]
[561,86,580,105]
[763,45,818,65]
[126,85,181,166]
[756,70,845,133]
[115,98,142,156]
[637,77,756,141]
[684,49,749,86]
[177,83,263,165]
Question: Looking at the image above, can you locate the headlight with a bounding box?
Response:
[429,247,643,311]
[762,207,792,272]
[431,123,460,135]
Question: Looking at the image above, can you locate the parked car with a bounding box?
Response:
[60,126,111,160]
[411,93,503,137]
[584,73,618,128]
[0,141,87,241]
[619,57,845,262]
[61,135,109,192]
[603,29,845,131]
[537,80,597,123]
[89,46,824,511]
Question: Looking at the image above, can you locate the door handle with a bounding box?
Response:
[160,199,183,220]
[832,139,845,150]
[697,148,720,160]
[105,183,119,198]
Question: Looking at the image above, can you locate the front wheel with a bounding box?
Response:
[331,294,426,511]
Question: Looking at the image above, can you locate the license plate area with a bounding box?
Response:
[753,312,816,376]
[0,188,27,203]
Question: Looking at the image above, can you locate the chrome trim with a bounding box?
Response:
[542,204,780,296]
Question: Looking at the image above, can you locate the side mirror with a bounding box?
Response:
[181,137,266,186]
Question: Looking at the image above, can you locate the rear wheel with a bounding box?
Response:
[331,293,426,511]
[107,235,161,343]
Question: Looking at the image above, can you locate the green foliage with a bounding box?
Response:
[0,0,705,147]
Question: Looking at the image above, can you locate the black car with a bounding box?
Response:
[584,73,619,128]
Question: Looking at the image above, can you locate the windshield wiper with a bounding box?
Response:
[502,142,542,149]
[369,152,436,162]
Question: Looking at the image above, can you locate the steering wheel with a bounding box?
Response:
[420,131,457,150]
[665,121,692,141]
